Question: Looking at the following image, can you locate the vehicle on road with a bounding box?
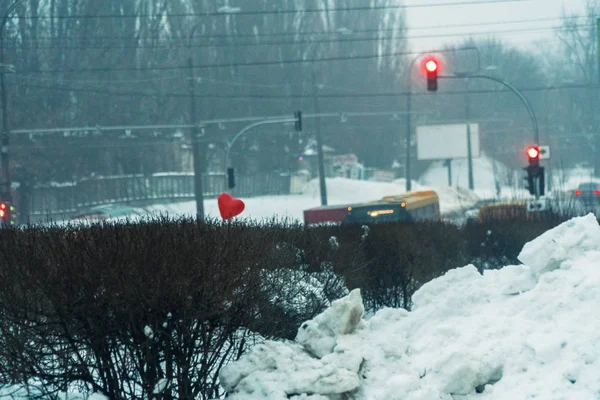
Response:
[574,182,600,204]
[303,190,440,225]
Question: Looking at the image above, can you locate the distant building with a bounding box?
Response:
[332,154,365,180]
[298,140,338,178]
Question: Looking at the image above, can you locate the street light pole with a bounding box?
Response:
[0,0,25,202]
[225,118,297,169]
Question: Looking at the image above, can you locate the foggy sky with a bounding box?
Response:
[406,0,587,51]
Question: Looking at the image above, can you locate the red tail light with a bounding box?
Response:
[575,190,582,195]
[594,190,600,195]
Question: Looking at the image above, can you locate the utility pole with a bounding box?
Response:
[188,57,205,220]
[0,61,9,202]
[0,0,24,203]
[596,18,600,177]
[311,69,328,206]
[597,18,600,85]
[464,79,475,190]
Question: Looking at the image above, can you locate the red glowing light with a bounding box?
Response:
[425,60,438,73]
[526,147,539,159]
[0,210,4,218]
[594,190,600,195]
[0,204,5,210]
[575,190,582,195]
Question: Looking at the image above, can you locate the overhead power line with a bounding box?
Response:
[5,24,591,51]
[11,14,588,43]
[8,78,598,101]
[13,1,528,19]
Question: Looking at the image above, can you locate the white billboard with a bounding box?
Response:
[416,123,480,161]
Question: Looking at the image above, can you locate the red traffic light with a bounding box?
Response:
[424,57,439,91]
[526,146,539,159]
[424,59,438,73]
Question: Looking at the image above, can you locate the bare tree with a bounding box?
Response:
[553,0,600,175]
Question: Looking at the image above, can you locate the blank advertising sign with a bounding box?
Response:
[416,123,480,161]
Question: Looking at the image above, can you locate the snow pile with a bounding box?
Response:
[220,214,600,399]
[420,154,512,192]
[434,186,479,215]
[419,154,533,200]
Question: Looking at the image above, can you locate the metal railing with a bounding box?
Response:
[16,172,292,222]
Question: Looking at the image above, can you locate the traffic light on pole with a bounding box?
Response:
[0,202,15,225]
[227,167,235,189]
[526,146,540,167]
[294,111,302,132]
[524,146,544,197]
[424,58,439,91]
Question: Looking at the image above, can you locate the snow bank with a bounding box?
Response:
[221,215,600,399]
[518,213,600,275]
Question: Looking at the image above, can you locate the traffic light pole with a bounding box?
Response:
[224,117,298,171]
[445,73,539,145]
[404,46,481,192]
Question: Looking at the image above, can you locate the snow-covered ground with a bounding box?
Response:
[57,155,597,225]
[143,177,480,222]
[143,154,529,222]
[553,165,600,192]
[220,214,600,399]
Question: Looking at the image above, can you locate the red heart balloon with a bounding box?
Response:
[218,193,245,220]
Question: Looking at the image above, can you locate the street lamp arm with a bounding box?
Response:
[442,73,539,144]
[225,118,296,168]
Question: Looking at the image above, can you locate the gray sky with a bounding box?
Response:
[405,0,588,52]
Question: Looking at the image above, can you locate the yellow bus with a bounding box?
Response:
[345,190,440,224]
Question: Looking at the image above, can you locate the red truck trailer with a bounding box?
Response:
[303,204,352,225]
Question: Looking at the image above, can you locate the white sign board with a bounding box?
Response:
[416,123,480,161]
[539,145,550,160]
